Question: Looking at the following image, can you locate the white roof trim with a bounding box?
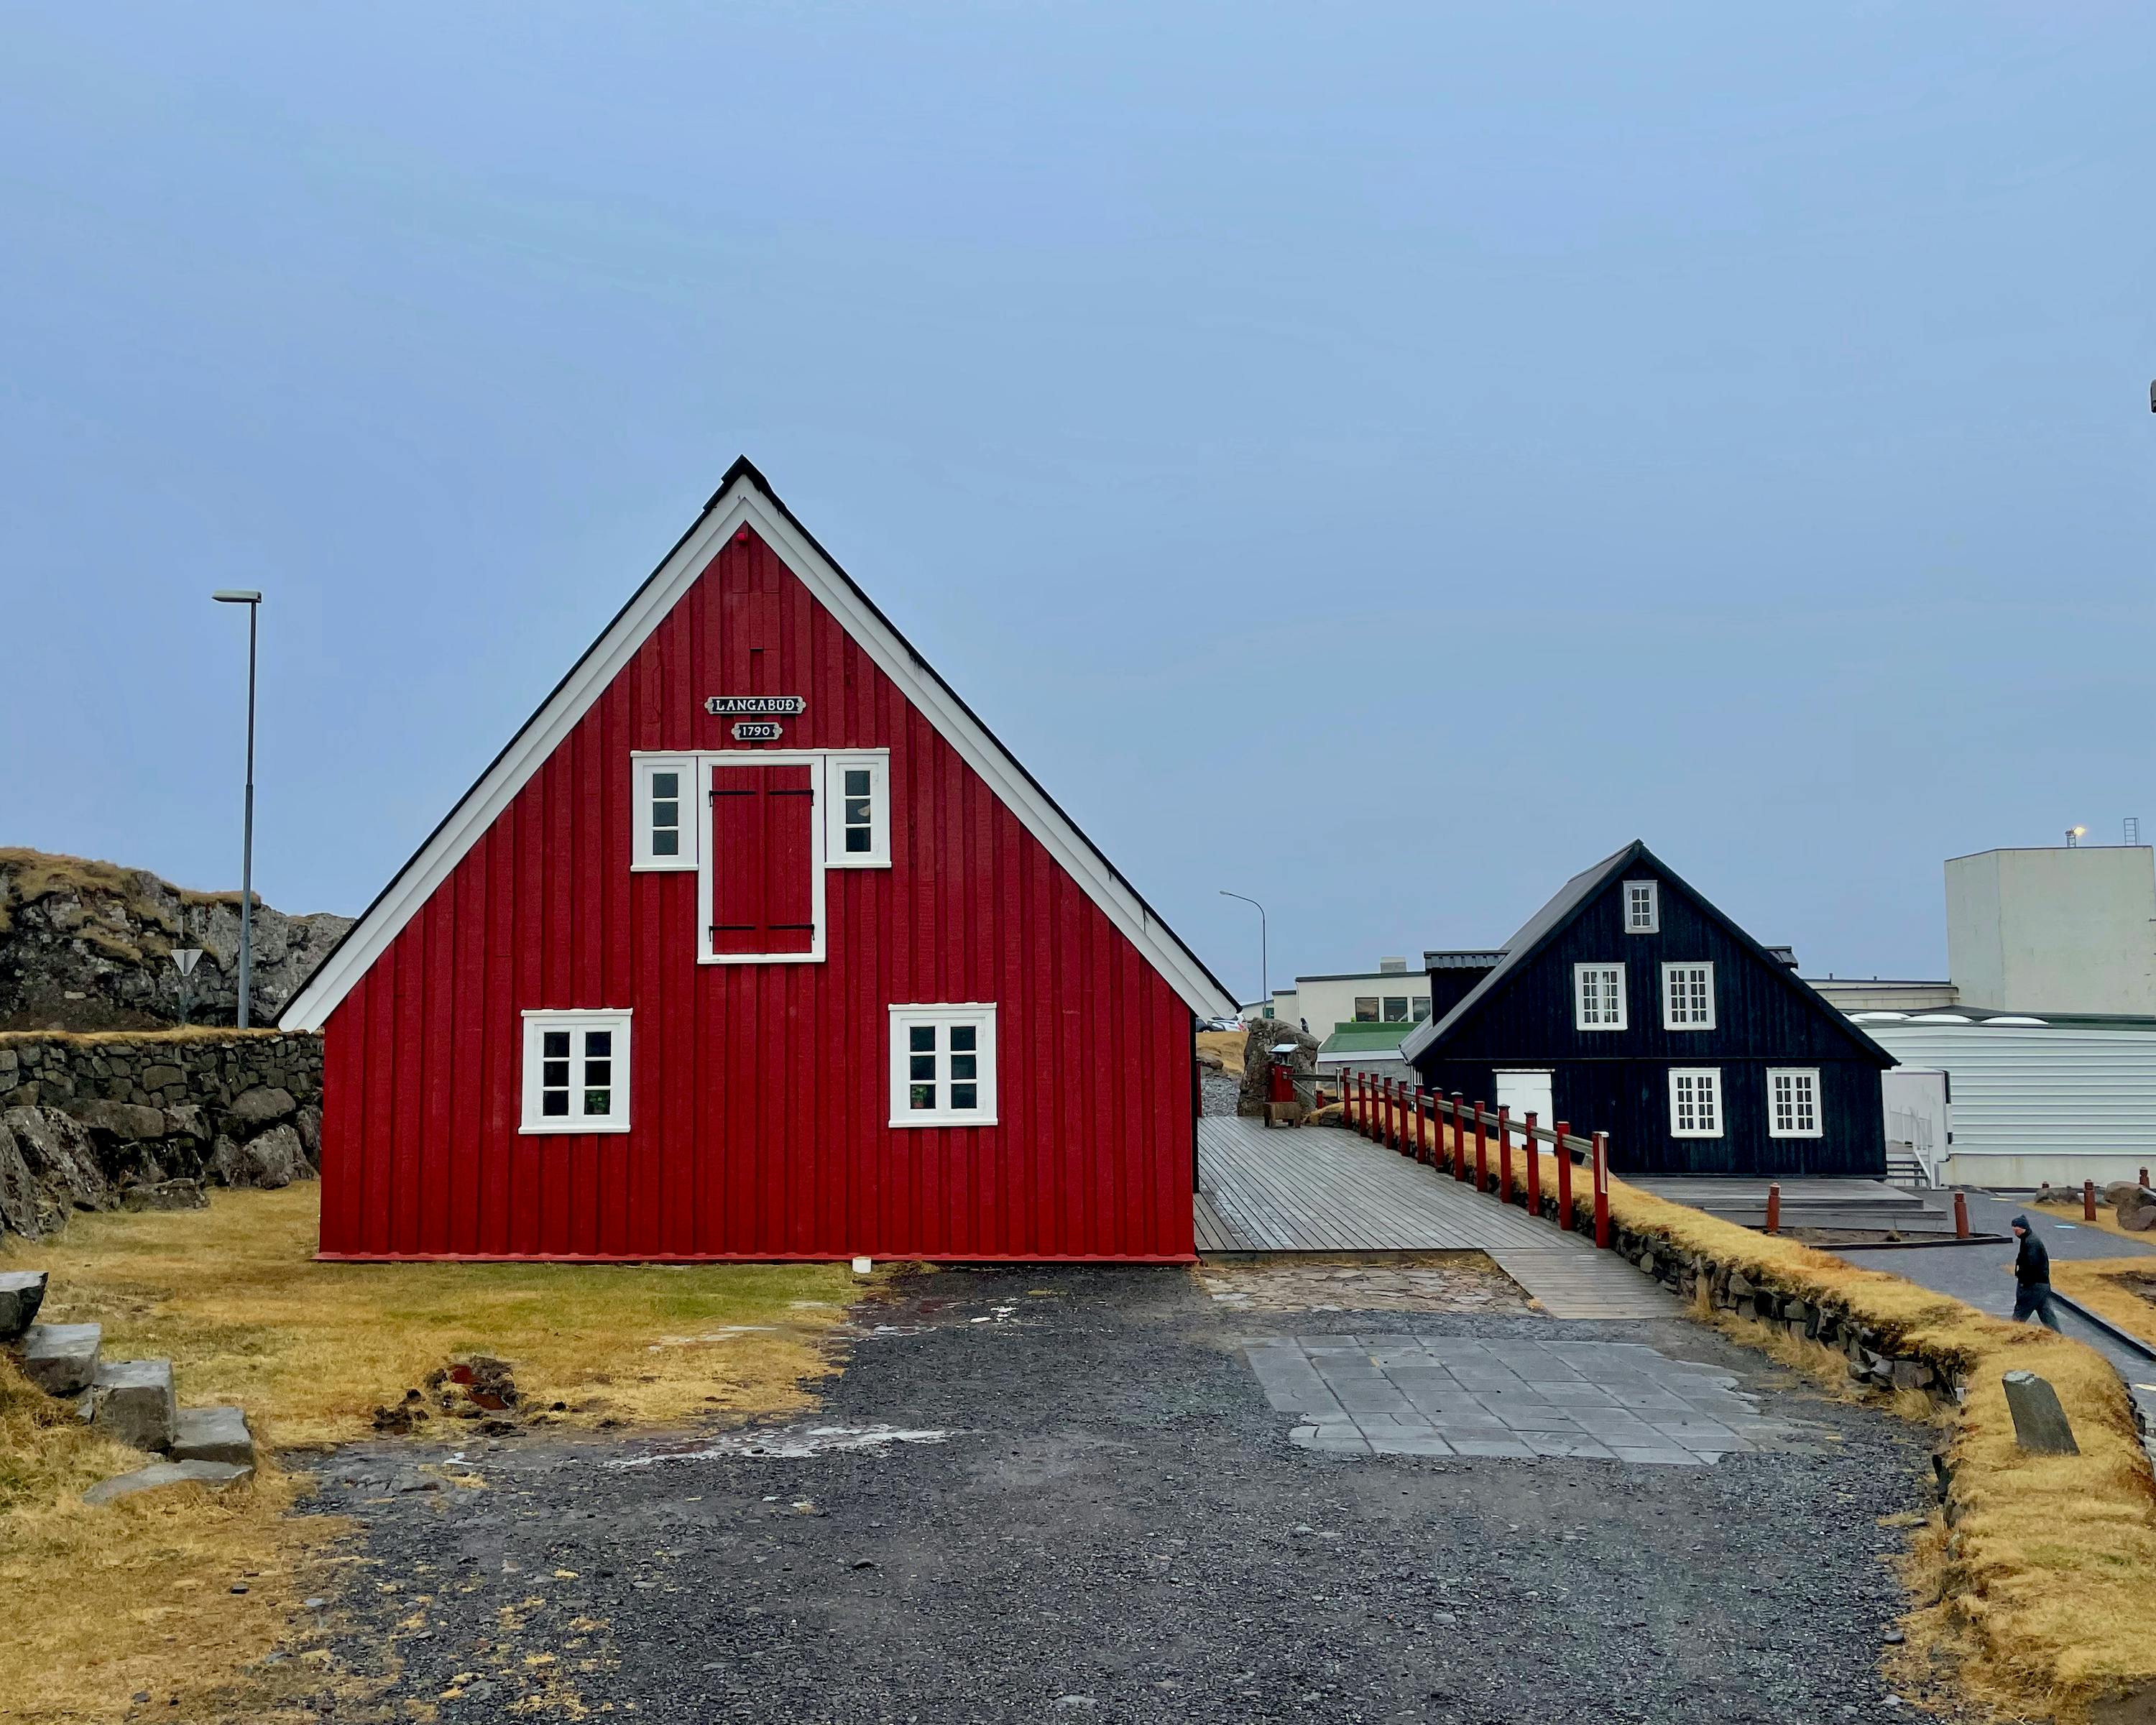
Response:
[281,472,1235,1029]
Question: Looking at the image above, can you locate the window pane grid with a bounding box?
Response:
[1670,1070,1720,1136]
[1575,965,1625,1028]
[890,1008,995,1125]
[524,1014,630,1132]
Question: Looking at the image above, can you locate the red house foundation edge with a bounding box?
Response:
[280,459,1238,1264]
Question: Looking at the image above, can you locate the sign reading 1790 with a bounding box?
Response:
[705,696,806,716]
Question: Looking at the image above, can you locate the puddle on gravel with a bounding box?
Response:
[605,1423,959,1466]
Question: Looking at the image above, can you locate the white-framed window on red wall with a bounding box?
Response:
[824,750,891,868]
[888,1004,998,1126]
[520,1010,632,1133]
[631,755,697,870]
[699,754,826,963]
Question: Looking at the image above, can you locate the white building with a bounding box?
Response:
[1851,1009,2156,1189]
[1821,843,2156,1189]
[1945,845,2156,1016]
[1251,958,1432,1037]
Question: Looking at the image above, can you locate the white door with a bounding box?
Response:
[1881,1069,1950,1185]
[1494,1070,1554,1129]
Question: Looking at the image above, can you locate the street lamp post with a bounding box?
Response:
[1218,890,1268,1018]
[213,590,262,1028]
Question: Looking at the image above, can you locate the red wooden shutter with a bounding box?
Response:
[709,764,816,955]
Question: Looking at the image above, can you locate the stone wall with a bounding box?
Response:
[0,1030,323,1239]
[1490,1166,1969,1400]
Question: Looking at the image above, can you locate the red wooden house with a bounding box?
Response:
[281,460,1235,1262]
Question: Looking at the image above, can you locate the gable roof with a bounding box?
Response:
[1397,839,1894,1066]
[280,459,1237,1029]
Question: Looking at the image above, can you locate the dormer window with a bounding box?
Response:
[1624,880,1659,934]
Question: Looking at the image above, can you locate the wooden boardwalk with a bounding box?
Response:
[1195,1116,1672,1319]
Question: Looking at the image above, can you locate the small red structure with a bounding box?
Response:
[282,461,1235,1261]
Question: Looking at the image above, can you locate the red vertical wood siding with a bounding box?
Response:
[316,525,1197,1261]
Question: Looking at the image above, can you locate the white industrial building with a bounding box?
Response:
[1824,842,2156,1189]
[1851,1011,2156,1189]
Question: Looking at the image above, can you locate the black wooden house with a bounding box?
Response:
[1400,842,1894,1177]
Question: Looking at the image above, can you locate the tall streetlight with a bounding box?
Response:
[213,590,262,1028]
[1218,890,1268,1018]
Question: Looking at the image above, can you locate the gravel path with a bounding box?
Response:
[304,1265,1935,1724]
[1201,1067,1242,1116]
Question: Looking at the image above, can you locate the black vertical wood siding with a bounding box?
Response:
[1411,868,1888,1177]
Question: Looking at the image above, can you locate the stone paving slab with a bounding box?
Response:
[1245,1333,1808,1464]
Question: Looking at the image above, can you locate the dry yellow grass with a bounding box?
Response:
[1195,1029,1245,1076]
[1350,1092,2156,1719]
[0,1184,864,1721]
[0,1358,338,1724]
[2052,1259,2156,1353]
[4,1184,860,1445]
[2033,1198,2155,1248]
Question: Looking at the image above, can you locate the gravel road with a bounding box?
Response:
[305,1265,1935,1724]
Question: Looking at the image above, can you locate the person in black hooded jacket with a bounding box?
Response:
[2009,1213,2061,1330]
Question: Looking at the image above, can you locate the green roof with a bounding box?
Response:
[1317,1024,1412,1056]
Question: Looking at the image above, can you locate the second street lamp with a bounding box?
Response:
[1218,890,1268,1019]
[213,589,262,1028]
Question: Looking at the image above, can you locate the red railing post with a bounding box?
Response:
[2142,1166,2150,1190]
[1496,1105,1513,1202]
[1386,1079,1401,1151]
[2084,1179,2097,1222]
[1953,1190,1970,1238]
[1592,1131,1611,1249]
[1376,1077,1390,1145]
[1764,1181,1782,1235]
[1473,1103,1489,1192]
[1524,1111,1542,1218]
[1357,1072,1370,1137]
[1414,1087,1432,1164]
[1450,1092,1468,1180]
[1554,1119,1573,1230]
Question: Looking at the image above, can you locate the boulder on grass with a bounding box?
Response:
[90,1358,178,1453]
[2117,1190,2156,1233]
[0,1270,48,1339]
[211,1124,308,1190]
[20,1322,101,1396]
[120,1179,207,1213]
[83,1459,252,1507]
[2,1106,112,1214]
[172,1405,254,1467]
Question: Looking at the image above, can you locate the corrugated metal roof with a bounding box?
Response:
[1858,1020,2156,1162]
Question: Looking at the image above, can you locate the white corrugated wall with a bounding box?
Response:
[1860,1022,2156,1187]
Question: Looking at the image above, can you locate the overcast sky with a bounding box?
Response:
[4,4,2152,1000]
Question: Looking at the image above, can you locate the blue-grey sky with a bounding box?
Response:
[5,4,2152,1001]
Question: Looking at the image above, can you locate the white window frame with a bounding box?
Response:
[1668,1067,1722,1138]
[630,755,697,871]
[1573,962,1628,1031]
[1623,880,1659,934]
[520,1010,632,1134]
[824,750,891,869]
[888,1003,998,1127]
[1766,1067,1823,1138]
[698,752,828,965]
[1661,962,1715,1031]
